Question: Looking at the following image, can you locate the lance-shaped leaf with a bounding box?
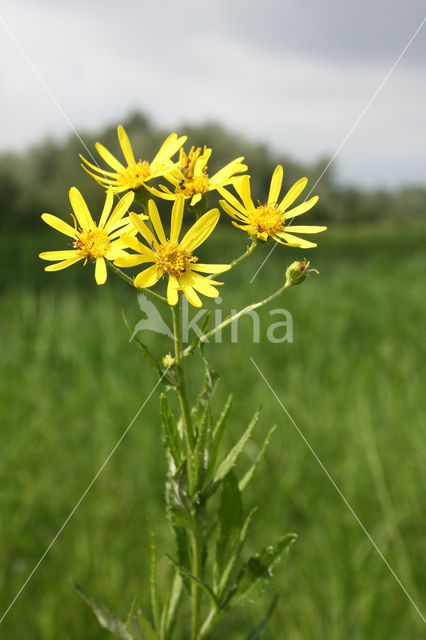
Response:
[75,583,132,640]
[126,596,159,640]
[214,471,244,589]
[245,593,279,640]
[204,411,259,499]
[192,401,213,490]
[239,425,276,493]
[159,570,183,640]
[160,394,183,469]
[166,555,219,610]
[229,533,297,605]
[217,506,258,602]
[122,311,168,383]
[149,524,161,632]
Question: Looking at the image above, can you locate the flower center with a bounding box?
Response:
[247,205,284,239]
[175,173,210,197]
[74,228,111,259]
[154,241,197,278]
[118,160,151,189]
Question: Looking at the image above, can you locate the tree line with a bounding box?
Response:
[1,111,425,231]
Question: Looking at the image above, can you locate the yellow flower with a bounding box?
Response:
[149,146,247,206]
[39,188,140,285]
[219,165,326,248]
[114,196,230,307]
[80,125,187,194]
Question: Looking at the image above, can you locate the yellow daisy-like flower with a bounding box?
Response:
[80,125,187,194]
[219,165,326,248]
[39,187,141,285]
[114,196,230,307]
[149,146,247,206]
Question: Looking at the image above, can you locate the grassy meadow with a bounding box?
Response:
[1,222,425,639]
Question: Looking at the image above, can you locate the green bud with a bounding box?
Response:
[285,259,318,287]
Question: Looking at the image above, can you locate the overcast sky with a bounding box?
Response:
[0,0,425,187]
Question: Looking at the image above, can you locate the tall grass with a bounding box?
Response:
[1,223,425,638]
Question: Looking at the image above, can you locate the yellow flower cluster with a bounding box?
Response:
[40,125,326,306]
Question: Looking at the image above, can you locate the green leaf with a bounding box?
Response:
[166,555,219,610]
[75,583,132,640]
[245,593,279,640]
[160,394,183,469]
[239,425,276,493]
[231,534,297,605]
[149,524,161,632]
[188,310,213,360]
[218,506,258,602]
[159,570,183,640]
[211,411,259,489]
[214,471,244,588]
[193,401,213,489]
[126,596,159,640]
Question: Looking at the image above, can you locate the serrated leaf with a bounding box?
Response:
[75,583,132,640]
[214,471,244,588]
[160,394,183,469]
[192,401,213,489]
[166,555,219,610]
[210,411,259,492]
[126,596,159,640]
[245,593,279,640]
[231,534,297,605]
[218,506,258,602]
[239,425,276,493]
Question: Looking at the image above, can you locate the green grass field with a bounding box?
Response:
[1,223,425,639]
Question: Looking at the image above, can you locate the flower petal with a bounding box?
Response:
[180,208,220,252]
[69,187,94,230]
[95,142,125,172]
[285,225,327,233]
[39,250,79,261]
[134,265,161,288]
[167,277,179,306]
[130,213,159,249]
[105,191,135,229]
[98,188,114,229]
[148,200,166,244]
[114,254,153,268]
[285,196,319,219]
[120,235,156,259]
[279,177,308,211]
[95,257,107,285]
[190,273,220,298]
[235,175,255,211]
[117,125,136,165]
[41,213,76,238]
[191,263,230,274]
[276,232,317,248]
[268,165,283,204]
[170,196,184,243]
[44,256,83,271]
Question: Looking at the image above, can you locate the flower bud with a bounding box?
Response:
[285,259,318,287]
[162,353,175,368]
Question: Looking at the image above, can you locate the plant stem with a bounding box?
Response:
[106,261,168,305]
[171,296,202,639]
[182,280,291,359]
[229,237,258,269]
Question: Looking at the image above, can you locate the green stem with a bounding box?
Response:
[229,237,258,269]
[171,296,202,639]
[182,280,291,359]
[106,261,168,305]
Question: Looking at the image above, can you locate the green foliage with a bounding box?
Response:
[2,111,425,234]
[2,225,426,639]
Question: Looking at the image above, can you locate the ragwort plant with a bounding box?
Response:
[39,125,326,640]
